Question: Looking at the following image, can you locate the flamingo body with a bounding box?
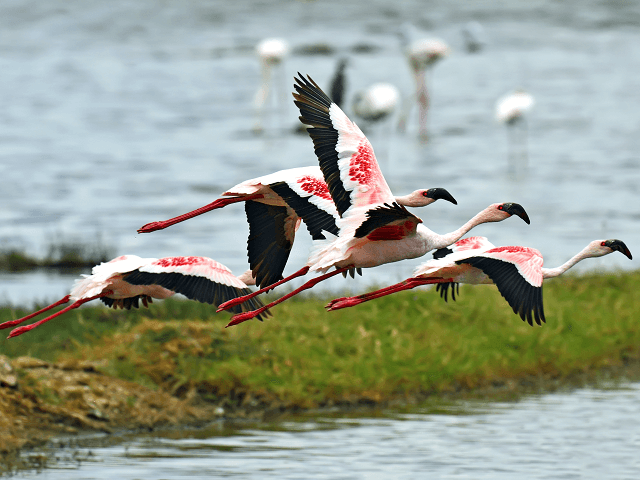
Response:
[327,237,632,326]
[405,38,450,71]
[1,255,268,338]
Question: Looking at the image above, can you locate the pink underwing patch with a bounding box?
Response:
[366,224,413,242]
[487,246,536,255]
[155,256,207,268]
[455,236,489,251]
[297,176,332,201]
[347,142,389,205]
[348,143,381,186]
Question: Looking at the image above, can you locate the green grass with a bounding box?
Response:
[2,269,639,407]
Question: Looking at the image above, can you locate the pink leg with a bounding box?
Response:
[7,293,108,338]
[326,277,449,311]
[217,266,310,312]
[0,295,71,330]
[226,266,354,327]
[137,194,264,233]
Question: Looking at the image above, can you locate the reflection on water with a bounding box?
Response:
[17,383,640,479]
[1,0,639,305]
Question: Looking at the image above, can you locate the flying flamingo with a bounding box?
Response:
[397,26,449,140]
[326,237,632,326]
[217,74,530,326]
[254,38,290,133]
[0,255,269,338]
[496,89,534,170]
[138,165,457,289]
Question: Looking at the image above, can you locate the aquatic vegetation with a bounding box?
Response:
[0,239,114,272]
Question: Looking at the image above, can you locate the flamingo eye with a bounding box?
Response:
[422,191,429,197]
[498,205,504,211]
[601,241,606,247]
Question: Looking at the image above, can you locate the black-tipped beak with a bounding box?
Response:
[427,188,457,205]
[502,203,530,224]
[605,239,632,260]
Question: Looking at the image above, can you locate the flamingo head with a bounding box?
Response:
[493,202,531,224]
[597,239,632,260]
[397,188,457,207]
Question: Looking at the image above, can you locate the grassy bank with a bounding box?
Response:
[1,269,640,458]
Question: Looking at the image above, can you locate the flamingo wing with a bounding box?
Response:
[293,74,395,217]
[457,246,545,326]
[123,256,269,320]
[268,178,339,240]
[245,201,296,288]
[354,202,422,241]
[432,236,495,259]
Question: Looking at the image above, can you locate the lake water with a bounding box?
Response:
[3,3,639,477]
[0,0,638,306]
[14,382,640,479]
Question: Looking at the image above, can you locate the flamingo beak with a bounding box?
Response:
[604,239,632,260]
[426,188,457,205]
[502,203,530,224]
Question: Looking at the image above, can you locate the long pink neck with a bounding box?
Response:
[429,209,496,250]
[541,247,597,279]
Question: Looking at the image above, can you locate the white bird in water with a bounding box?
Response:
[352,82,400,124]
[496,89,534,172]
[398,25,449,141]
[326,236,632,326]
[254,38,289,133]
[1,255,268,338]
[218,74,529,325]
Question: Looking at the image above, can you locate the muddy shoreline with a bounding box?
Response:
[3,352,640,474]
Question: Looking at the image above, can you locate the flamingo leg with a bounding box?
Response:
[217,266,310,312]
[226,265,355,327]
[416,78,429,141]
[326,277,450,311]
[137,194,265,233]
[0,295,71,330]
[7,293,109,338]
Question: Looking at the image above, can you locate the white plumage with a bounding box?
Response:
[1,255,267,338]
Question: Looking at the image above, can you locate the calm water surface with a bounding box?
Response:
[1,0,639,305]
[15,383,640,479]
